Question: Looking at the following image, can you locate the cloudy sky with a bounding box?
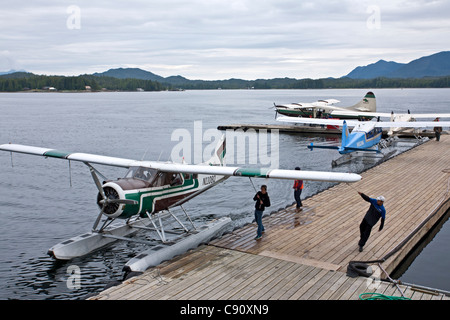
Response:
[1,0,449,80]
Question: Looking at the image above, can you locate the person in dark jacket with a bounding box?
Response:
[357,191,386,252]
[253,185,271,240]
[433,118,442,141]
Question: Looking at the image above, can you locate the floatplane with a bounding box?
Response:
[277,116,450,166]
[311,109,450,136]
[0,136,361,273]
[274,91,376,120]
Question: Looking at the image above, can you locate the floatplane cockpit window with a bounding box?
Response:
[169,173,183,186]
[125,167,185,187]
[125,166,158,182]
[152,172,183,187]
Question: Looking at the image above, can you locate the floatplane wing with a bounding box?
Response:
[276,115,450,129]
[0,142,360,183]
[276,116,358,127]
[275,101,342,111]
[276,99,340,109]
[372,121,450,128]
[325,110,450,119]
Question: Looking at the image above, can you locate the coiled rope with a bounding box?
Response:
[359,293,410,300]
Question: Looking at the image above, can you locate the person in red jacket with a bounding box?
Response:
[293,167,304,212]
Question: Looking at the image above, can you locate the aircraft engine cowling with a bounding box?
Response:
[96,182,138,219]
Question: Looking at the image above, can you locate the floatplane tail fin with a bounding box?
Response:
[203,134,226,166]
[347,91,376,112]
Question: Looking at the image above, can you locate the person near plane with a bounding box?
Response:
[357,191,386,252]
[293,167,304,212]
[433,118,442,141]
[253,185,271,240]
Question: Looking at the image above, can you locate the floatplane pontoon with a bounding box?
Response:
[0,136,361,274]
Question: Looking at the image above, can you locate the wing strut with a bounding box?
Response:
[180,205,196,231]
[146,212,167,242]
[249,177,258,193]
[168,208,190,232]
[68,160,72,187]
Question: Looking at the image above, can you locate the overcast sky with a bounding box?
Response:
[1,0,449,80]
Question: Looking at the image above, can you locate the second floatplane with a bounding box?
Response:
[274,92,376,119]
[277,116,450,154]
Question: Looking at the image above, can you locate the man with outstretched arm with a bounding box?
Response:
[357,191,386,252]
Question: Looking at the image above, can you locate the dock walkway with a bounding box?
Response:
[91,135,450,300]
[217,123,438,138]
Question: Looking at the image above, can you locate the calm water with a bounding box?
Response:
[0,89,449,299]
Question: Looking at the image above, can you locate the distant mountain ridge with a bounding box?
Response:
[93,51,450,82]
[92,67,164,81]
[0,69,27,76]
[345,51,450,79]
[2,51,450,91]
[92,67,191,85]
[345,60,405,79]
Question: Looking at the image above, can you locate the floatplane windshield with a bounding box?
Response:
[0,136,360,271]
[277,116,450,155]
[274,92,376,120]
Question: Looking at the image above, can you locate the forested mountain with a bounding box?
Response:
[1,51,449,91]
[345,60,405,79]
[93,68,166,82]
[345,51,450,79]
[0,73,168,92]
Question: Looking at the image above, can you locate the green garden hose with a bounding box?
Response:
[359,293,411,300]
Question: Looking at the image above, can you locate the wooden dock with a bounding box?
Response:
[91,135,450,301]
[217,123,439,138]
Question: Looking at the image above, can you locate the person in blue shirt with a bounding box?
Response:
[357,191,386,252]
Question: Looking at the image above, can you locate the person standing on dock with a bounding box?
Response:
[253,185,271,240]
[433,118,442,141]
[293,167,304,212]
[357,192,386,252]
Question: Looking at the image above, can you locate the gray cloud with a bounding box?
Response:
[0,0,448,79]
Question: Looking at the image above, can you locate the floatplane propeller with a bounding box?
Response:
[87,163,138,231]
[1,136,361,272]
